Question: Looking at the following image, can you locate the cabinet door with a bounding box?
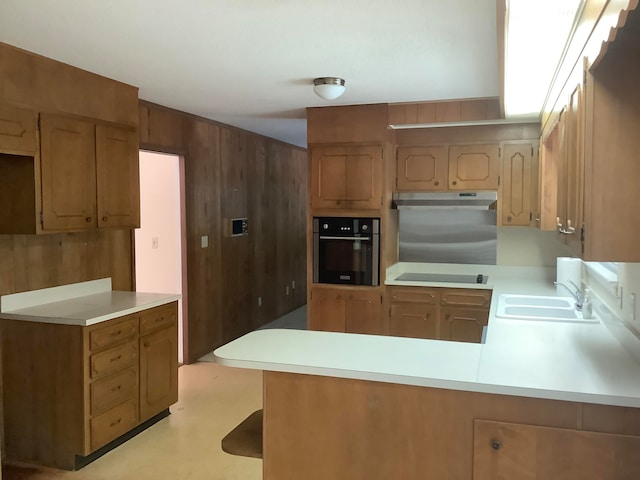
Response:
[564,84,585,256]
[40,114,97,231]
[310,145,382,209]
[440,307,487,343]
[389,303,438,339]
[448,144,500,190]
[96,124,140,228]
[473,420,640,480]
[501,143,536,226]
[345,290,383,335]
[308,288,345,332]
[396,146,447,191]
[140,325,178,422]
[0,104,37,155]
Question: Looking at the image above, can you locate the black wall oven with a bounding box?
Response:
[313,217,380,286]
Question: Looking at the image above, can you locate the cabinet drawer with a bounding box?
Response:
[140,304,176,335]
[90,316,138,352]
[90,367,138,417]
[90,340,138,379]
[389,287,438,304]
[90,398,138,451]
[440,289,491,308]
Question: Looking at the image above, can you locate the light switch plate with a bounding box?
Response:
[201,235,209,248]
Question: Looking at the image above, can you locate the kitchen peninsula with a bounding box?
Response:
[215,263,640,479]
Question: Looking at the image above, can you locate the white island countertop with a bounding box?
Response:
[215,262,640,408]
[0,278,181,326]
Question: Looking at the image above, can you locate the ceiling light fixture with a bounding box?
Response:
[313,77,346,100]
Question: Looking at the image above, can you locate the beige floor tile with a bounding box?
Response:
[3,363,263,480]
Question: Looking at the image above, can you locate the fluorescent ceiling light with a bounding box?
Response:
[504,0,584,118]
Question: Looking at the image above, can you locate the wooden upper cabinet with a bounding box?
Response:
[96,124,140,228]
[40,114,98,231]
[310,145,383,210]
[501,143,537,226]
[0,111,140,234]
[0,104,37,155]
[396,146,447,191]
[448,144,500,190]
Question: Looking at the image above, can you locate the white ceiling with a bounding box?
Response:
[0,0,499,147]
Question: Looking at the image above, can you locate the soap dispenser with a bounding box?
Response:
[582,288,593,319]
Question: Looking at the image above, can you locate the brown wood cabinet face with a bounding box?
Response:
[95,124,140,228]
[440,289,492,308]
[501,143,536,226]
[0,104,37,155]
[90,398,138,452]
[440,307,488,343]
[561,83,585,256]
[389,302,438,339]
[308,288,346,332]
[448,144,500,190]
[387,286,490,343]
[473,420,640,480]
[396,146,447,191]
[40,114,97,231]
[344,290,383,335]
[310,145,382,209]
[139,323,178,422]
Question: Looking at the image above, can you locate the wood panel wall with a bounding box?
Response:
[139,101,307,362]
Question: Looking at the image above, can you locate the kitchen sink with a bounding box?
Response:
[495,294,598,323]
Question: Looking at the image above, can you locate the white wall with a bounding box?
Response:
[135,151,184,362]
[497,227,572,267]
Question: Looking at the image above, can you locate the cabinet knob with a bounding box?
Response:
[507,216,512,222]
[490,439,502,450]
[85,217,92,222]
[434,181,439,186]
[102,216,108,222]
[452,181,457,186]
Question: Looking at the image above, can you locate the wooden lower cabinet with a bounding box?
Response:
[308,286,383,335]
[473,420,640,479]
[0,301,178,470]
[263,372,640,480]
[387,286,491,343]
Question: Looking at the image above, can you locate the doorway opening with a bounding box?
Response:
[135,150,188,363]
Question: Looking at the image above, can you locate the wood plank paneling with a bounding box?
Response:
[307,104,390,144]
[139,102,307,362]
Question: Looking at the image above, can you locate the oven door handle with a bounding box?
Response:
[319,236,371,241]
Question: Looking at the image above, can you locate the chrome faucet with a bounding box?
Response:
[554,280,584,311]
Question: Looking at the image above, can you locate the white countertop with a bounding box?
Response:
[0,278,181,326]
[214,262,640,408]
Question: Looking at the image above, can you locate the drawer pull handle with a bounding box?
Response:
[490,439,502,450]
[111,385,122,392]
[110,355,122,363]
[110,418,122,427]
[110,330,122,337]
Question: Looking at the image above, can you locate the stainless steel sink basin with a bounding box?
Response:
[496,294,598,323]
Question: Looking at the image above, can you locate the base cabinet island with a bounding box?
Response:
[0,279,180,470]
[215,263,640,480]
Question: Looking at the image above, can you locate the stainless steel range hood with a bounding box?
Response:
[392,191,498,209]
[393,191,498,265]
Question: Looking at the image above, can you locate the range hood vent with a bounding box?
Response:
[392,192,498,209]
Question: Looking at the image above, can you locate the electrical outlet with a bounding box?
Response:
[201,235,209,248]
[152,237,159,249]
[631,293,636,321]
[258,296,262,307]
[292,280,296,289]
[286,286,290,296]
